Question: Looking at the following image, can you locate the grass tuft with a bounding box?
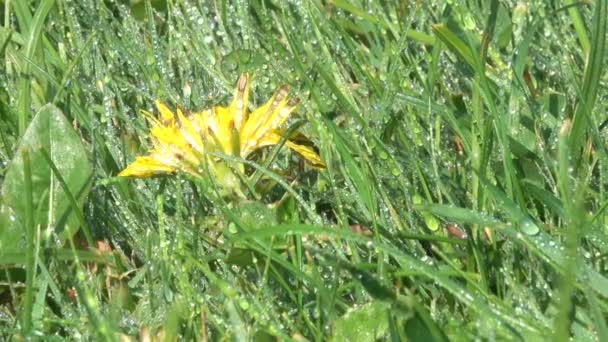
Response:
[1,1,607,340]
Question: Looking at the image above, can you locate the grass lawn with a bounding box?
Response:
[1,0,607,340]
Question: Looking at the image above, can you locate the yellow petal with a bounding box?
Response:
[284,140,325,169]
[212,106,235,154]
[118,156,175,178]
[240,86,298,156]
[190,109,211,139]
[229,73,250,130]
[121,75,324,183]
[256,132,325,169]
[151,126,201,168]
[176,107,205,153]
[151,126,188,150]
[155,100,175,126]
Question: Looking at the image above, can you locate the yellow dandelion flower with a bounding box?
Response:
[118,73,325,179]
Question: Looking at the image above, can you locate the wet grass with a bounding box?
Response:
[1,0,607,340]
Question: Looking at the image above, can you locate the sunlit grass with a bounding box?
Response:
[1,0,607,340]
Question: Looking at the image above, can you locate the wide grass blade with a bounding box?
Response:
[569,0,607,158]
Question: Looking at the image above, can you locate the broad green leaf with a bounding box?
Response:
[331,301,390,342]
[405,312,447,342]
[0,104,92,258]
[237,200,278,230]
[0,205,21,251]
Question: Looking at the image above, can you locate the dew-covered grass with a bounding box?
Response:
[1,0,607,340]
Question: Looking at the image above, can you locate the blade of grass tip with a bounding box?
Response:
[16,0,56,136]
[431,23,476,70]
[40,148,94,247]
[569,0,607,161]
[406,29,435,46]
[21,149,35,336]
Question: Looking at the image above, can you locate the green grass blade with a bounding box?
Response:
[16,0,55,136]
[21,149,35,336]
[432,23,477,69]
[569,0,607,158]
[565,0,591,56]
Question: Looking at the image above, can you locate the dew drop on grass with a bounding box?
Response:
[238,298,249,310]
[520,219,540,235]
[228,222,237,234]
